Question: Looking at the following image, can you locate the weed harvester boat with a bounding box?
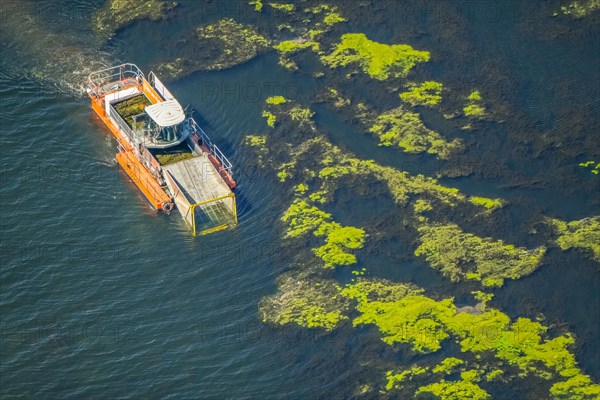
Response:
[87,64,237,235]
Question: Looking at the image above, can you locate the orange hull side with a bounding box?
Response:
[116,151,171,210]
[90,96,133,152]
[89,93,172,210]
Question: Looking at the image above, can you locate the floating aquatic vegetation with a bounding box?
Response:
[246,92,598,397]
[112,94,152,127]
[265,95,288,105]
[278,56,299,71]
[339,278,424,304]
[415,221,546,287]
[263,97,314,129]
[294,183,309,195]
[416,370,490,400]
[288,105,315,125]
[154,152,195,165]
[368,106,463,158]
[259,272,349,331]
[485,369,504,381]
[277,23,294,32]
[262,111,277,128]
[269,3,295,12]
[469,196,504,210]
[319,89,461,159]
[386,358,495,398]
[547,216,600,262]
[314,225,366,267]
[244,135,267,148]
[248,98,498,210]
[320,33,430,80]
[325,88,351,108]
[275,40,319,54]
[270,6,347,71]
[352,294,456,352]
[93,0,177,39]
[281,199,366,268]
[316,147,465,205]
[432,357,465,375]
[323,12,346,26]
[555,0,600,18]
[471,291,494,311]
[385,365,429,391]
[153,19,271,80]
[244,135,269,166]
[463,90,487,118]
[578,160,600,175]
[550,373,600,399]
[341,278,599,397]
[249,0,263,12]
[281,199,332,238]
[399,81,443,107]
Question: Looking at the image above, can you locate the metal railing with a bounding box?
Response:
[187,118,233,175]
[108,105,134,141]
[147,71,175,101]
[88,64,144,97]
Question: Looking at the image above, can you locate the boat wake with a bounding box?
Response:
[0,0,114,98]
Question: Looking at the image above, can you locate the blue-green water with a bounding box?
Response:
[1,1,599,399]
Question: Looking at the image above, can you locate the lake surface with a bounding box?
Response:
[1,1,598,399]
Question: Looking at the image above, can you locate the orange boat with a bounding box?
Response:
[87,64,237,236]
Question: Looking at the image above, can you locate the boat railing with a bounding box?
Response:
[147,71,175,101]
[108,104,134,141]
[138,146,163,182]
[187,118,233,175]
[88,64,144,97]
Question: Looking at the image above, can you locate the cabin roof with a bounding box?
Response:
[145,100,185,127]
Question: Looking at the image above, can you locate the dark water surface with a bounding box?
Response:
[1,1,599,399]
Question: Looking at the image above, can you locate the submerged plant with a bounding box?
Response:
[557,0,600,18]
[244,135,268,166]
[321,33,430,80]
[93,0,177,39]
[153,19,271,79]
[326,88,351,108]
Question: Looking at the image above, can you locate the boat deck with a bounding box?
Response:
[163,154,235,229]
